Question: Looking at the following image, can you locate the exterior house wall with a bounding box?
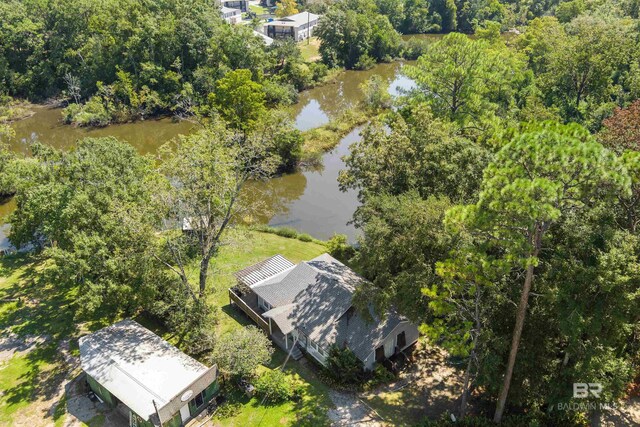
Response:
[222,10,241,24]
[87,374,116,407]
[188,381,220,416]
[266,19,319,41]
[362,322,420,370]
[292,329,328,365]
[222,0,248,12]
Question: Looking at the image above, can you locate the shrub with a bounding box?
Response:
[325,345,365,385]
[360,75,392,111]
[326,234,355,262]
[274,226,298,238]
[263,80,298,107]
[297,233,313,242]
[354,54,376,70]
[400,38,431,60]
[254,369,295,403]
[365,364,395,389]
[210,326,274,379]
[309,62,329,81]
[215,402,242,419]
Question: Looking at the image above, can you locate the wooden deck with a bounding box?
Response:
[228,287,270,333]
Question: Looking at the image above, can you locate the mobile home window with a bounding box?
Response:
[194,391,205,408]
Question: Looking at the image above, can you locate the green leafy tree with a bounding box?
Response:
[555,0,585,23]
[428,0,457,32]
[316,0,401,69]
[405,33,529,131]
[211,69,266,130]
[158,121,277,300]
[211,326,275,378]
[540,16,636,123]
[353,192,454,323]
[403,0,434,33]
[339,106,490,203]
[275,0,299,17]
[8,137,163,318]
[360,75,392,111]
[443,122,630,422]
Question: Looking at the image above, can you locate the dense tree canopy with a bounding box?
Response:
[8,138,163,318]
[0,0,325,126]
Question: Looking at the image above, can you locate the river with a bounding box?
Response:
[1,61,415,249]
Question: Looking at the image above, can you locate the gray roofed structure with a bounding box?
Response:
[267,11,320,27]
[79,320,217,426]
[252,262,321,306]
[262,304,296,334]
[239,253,412,362]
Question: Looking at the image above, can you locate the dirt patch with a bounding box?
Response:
[328,390,384,426]
[360,343,468,424]
[600,396,640,426]
[0,333,49,363]
[61,373,127,427]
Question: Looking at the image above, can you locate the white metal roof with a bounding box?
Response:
[79,320,214,424]
[266,11,320,27]
[234,254,295,286]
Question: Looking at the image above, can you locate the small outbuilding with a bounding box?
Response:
[79,320,219,427]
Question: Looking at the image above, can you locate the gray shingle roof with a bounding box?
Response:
[238,253,412,362]
[252,262,319,306]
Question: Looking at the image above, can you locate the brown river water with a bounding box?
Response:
[0,61,415,249]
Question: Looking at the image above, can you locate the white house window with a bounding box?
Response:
[257,296,272,311]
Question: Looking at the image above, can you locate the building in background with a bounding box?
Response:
[264,11,320,41]
[221,6,242,24]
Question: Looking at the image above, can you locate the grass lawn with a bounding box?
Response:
[249,4,270,15]
[0,230,331,426]
[298,37,321,62]
[206,230,332,425]
[0,255,79,426]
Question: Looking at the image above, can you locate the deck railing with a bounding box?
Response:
[228,288,270,333]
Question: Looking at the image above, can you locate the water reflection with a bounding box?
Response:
[288,61,415,130]
[10,106,194,155]
[0,198,16,252]
[6,62,415,241]
[247,128,361,240]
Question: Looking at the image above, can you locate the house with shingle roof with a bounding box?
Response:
[230,254,419,370]
[79,320,219,427]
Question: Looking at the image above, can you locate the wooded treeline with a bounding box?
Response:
[1,0,640,424]
[338,3,640,423]
[0,0,329,125]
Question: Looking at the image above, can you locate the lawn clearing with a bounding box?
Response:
[0,231,330,426]
[249,4,270,15]
[0,255,79,426]
[298,37,321,62]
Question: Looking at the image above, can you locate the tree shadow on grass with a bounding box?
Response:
[0,254,79,422]
[221,302,257,329]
